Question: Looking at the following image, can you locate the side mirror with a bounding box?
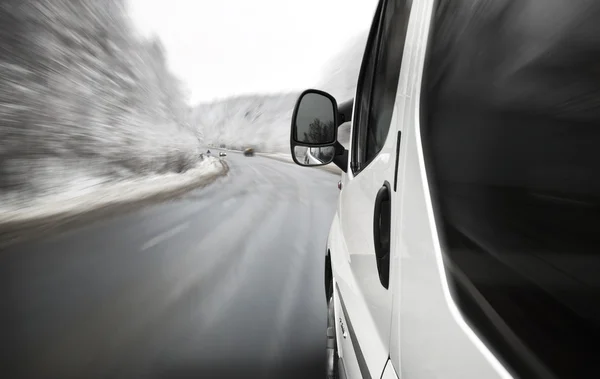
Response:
[290,89,338,167]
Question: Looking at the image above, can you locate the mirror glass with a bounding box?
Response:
[293,146,336,166]
[294,93,336,144]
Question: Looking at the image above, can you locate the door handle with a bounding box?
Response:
[373,181,391,289]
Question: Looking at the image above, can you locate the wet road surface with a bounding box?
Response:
[0,153,339,379]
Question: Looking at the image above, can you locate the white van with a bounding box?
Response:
[289,0,600,378]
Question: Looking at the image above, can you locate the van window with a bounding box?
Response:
[351,0,412,174]
[423,1,600,378]
[352,1,381,173]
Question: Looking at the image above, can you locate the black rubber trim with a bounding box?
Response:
[336,282,372,379]
[373,181,392,289]
[382,357,400,379]
[393,131,402,192]
[325,253,333,301]
[289,89,339,167]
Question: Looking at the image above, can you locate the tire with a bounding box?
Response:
[326,281,339,379]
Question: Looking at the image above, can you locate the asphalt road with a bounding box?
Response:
[0,152,340,379]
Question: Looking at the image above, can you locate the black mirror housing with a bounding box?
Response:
[337,98,354,126]
[290,89,339,167]
[291,89,339,146]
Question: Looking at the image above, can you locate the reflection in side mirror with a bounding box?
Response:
[293,146,336,166]
[293,91,337,145]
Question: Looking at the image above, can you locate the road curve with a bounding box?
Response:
[0,152,339,379]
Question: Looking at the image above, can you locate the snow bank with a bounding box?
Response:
[0,157,227,225]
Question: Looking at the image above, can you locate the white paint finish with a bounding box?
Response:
[328,0,414,377]
[381,359,400,379]
[334,26,404,379]
[394,109,514,379]
[140,222,190,251]
[331,0,427,376]
[335,274,390,379]
[387,0,433,368]
[323,0,518,378]
[333,280,362,376]
[387,0,514,377]
[328,213,351,267]
[295,0,540,377]
[334,133,395,375]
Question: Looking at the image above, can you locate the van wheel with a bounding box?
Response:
[326,282,339,379]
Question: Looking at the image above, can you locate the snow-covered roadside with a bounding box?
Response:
[0,157,227,231]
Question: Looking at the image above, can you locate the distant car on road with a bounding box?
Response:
[219,152,227,157]
[243,148,255,157]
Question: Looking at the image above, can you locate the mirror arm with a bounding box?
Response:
[332,142,348,172]
[332,98,352,172]
[337,98,354,126]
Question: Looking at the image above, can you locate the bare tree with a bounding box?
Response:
[303,119,335,144]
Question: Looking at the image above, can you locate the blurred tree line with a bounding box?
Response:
[0,0,198,194]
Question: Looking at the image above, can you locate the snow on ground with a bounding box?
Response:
[0,157,227,225]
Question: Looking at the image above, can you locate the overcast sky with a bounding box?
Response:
[127,0,376,104]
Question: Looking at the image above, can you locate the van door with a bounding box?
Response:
[333,0,414,378]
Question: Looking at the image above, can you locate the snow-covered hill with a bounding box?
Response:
[193,31,368,154]
[193,92,300,153]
